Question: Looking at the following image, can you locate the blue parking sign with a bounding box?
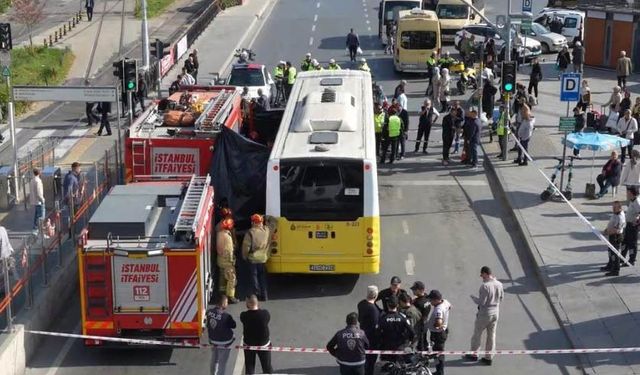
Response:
[560,73,581,102]
[522,0,532,12]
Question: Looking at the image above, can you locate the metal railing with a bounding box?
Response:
[1,141,118,333]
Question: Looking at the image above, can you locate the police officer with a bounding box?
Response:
[327,58,342,70]
[285,61,297,100]
[426,290,452,375]
[410,281,431,350]
[241,214,276,301]
[216,218,238,303]
[373,103,386,157]
[301,53,313,72]
[206,294,236,375]
[376,276,407,313]
[379,109,403,165]
[425,51,438,96]
[376,295,414,365]
[327,312,369,375]
[495,105,509,159]
[273,61,285,105]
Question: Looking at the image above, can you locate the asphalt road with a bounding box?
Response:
[26,0,584,374]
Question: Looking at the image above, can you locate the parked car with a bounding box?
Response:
[454,24,542,61]
[515,22,567,53]
[225,63,274,100]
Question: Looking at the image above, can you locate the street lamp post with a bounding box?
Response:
[141,0,150,70]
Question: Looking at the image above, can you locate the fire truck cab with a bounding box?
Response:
[77,175,214,346]
[125,86,243,182]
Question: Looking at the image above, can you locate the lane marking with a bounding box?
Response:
[309,36,314,46]
[44,323,81,375]
[405,253,415,276]
[401,220,409,235]
[381,180,488,187]
[366,19,370,24]
[314,14,318,22]
[311,24,316,32]
[37,102,67,123]
[364,13,368,18]
[368,26,372,32]
[316,1,320,8]
[54,128,89,160]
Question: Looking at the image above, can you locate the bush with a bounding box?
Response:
[134,0,176,19]
[0,0,10,13]
[0,46,75,115]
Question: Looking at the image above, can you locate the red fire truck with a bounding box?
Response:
[77,175,214,346]
[124,86,243,182]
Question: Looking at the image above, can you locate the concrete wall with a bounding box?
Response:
[0,325,25,375]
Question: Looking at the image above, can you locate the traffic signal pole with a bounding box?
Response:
[501,0,513,162]
[141,0,150,70]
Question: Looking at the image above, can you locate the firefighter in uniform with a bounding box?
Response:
[327,312,369,375]
[374,103,386,157]
[358,58,371,72]
[327,58,342,70]
[285,61,296,101]
[216,218,238,303]
[241,214,276,301]
[273,61,286,105]
[380,109,403,164]
[301,53,313,72]
[376,295,414,366]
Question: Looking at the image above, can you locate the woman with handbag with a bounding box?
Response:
[617,109,639,164]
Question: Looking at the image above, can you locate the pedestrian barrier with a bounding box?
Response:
[23,329,640,357]
[43,11,83,48]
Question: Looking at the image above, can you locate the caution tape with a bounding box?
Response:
[24,330,640,356]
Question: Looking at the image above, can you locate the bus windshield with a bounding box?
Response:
[280,160,364,221]
[384,1,421,22]
[437,4,469,19]
[400,31,438,49]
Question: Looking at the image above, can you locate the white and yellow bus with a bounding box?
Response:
[394,8,441,73]
[265,70,380,274]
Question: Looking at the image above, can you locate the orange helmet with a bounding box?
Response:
[250,214,264,224]
[220,207,232,218]
[221,218,234,231]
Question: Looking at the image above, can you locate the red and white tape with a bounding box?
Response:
[24,330,640,356]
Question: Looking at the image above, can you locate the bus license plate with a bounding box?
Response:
[315,231,328,239]
[309,264,335,272]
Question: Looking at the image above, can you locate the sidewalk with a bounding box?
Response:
[485,64,640,374]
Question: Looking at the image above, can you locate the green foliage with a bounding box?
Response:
[0,0,10,13]
[0,46,74,115]
[134,0,176,19]
[219,0,240,9]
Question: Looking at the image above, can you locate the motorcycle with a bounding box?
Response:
[234,48,256,64]
[456,66,478,95]
[383,352,435,375]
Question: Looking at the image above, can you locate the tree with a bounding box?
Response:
[10,0,45,49]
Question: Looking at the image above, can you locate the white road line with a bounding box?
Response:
[401,220,409,235]
[382,180,488,187]
[37,102,67,123]
[316,1,320,8]
[44,323,81,375]
[1,127,22,142]
[368,26,372,31]
[309,36,314,46]
[232,335,245,375]
[311,24,316,32]
[54,128,89,160]
[405,253,415,276]
[314,14,318,22]
[364,13,368,18]
[16,129,57,159]
[366,19,370,24]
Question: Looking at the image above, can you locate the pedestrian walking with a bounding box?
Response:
[96,101,112,136]
[621,150,640,187]
[464,266,504,366]
[241,214,275,301]
[379,109,403,165]
[217,218,238,304]
[240,295,274,374]
[346,28,360,62]
[441,107,458,165]
[439,68,451,112]
[596,151,622,197]
[466,108,482,168]
[616,51,633,88]
[617,109,638,164]
[29,168,45,231]
[601,201,626,276]
[622,186,640,266]
[571,41,585,73]
[578,80,591,112]
[206,294,236,375]
[357,286,381,375]
[426,290,451,375]
[376,276,407,313]
[327,312,369,375]
[376,295,414,366]
[415,99,440,154]
[85,0,94,21]
[514,105,535,166]
[528,58,542,98]
[85,102,100,126]
[556,46,571,78]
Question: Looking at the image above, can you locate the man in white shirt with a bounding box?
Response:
[180,68,196,86]
[29,168,45,230]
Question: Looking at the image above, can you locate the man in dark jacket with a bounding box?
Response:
[96,101,111,136]
[482,80,497,131]
[184,54,197,84]
[327,312,369,375]
[376,276,407,313]
[207,294,236,375]
[415,99,440,154]
[357,286,381,375]
[240,295,273,374]
[85,102,100,126]
[86,0,94,21]
[466,108,482,168]
[572,41,585,73]
[346,28,360,62]
[597,151,622,197]
[376,295,414,364]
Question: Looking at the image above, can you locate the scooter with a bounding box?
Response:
[540,156,575,201]
[456,66,478,95]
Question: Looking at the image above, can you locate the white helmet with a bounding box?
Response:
[329,58,336,64]
[312,59,319,66]
[240,51,248,60]
[360,57,367,63]
[306,52,312,57]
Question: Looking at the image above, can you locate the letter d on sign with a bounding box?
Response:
[565,79,576,91]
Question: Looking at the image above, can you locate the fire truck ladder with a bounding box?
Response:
[131,141,147,175]
[195,89,234,133]
[174,174,211,233]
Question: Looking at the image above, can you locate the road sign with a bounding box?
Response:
[559,117,576,131]
[1,66,9,77]
[560,73,581,102]
[522,19,532,31]
[522,0,532,12]
[12,85,118,102]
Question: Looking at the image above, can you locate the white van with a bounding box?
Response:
[436,0,485,42]
[534,8,585,45]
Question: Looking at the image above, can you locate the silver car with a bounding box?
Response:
[518,22,567,54]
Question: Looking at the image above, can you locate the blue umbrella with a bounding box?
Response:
[562,132,631,182]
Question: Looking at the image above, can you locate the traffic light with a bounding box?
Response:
[123,59,138,91]
[113,59,123,79]
[0,23,12,51]
[150,39,170,60]
[501,61,517,94]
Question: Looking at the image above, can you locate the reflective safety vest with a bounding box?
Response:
[374,112,385,134]
[496,112,510,136]
[287,67,297,85]
[301,59,312,71]
[274,66,284,79]
[388,115,401,138]
[426,57,436,67]
[328,63,342,70]
[359,63,371,72]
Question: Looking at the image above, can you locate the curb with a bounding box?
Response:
[480,142,594,375]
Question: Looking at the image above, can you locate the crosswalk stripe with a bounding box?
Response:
[0,127,22,143]
[54,129,89,160]
[16,129,57,159]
